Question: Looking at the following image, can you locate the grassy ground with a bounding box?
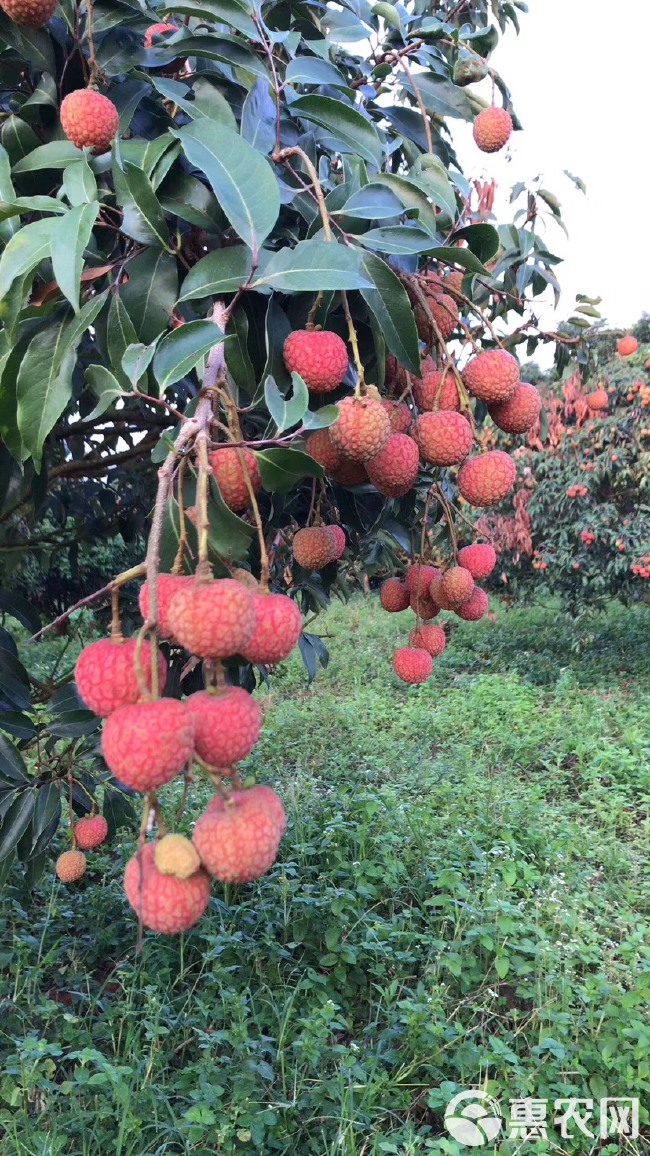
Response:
[1,596,649,1155]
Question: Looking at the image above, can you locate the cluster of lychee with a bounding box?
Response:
[55,814,109,884]
[380,544,497,685]
[66,572,302,934]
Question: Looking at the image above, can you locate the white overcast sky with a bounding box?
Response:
[451,0,649,344]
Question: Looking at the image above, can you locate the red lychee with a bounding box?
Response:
[473,106,513,153]
[439,566,474,607]
[329,458,369,486]
[586,388,608,412]
[292,526,336,570]
[73,815,108,851]
[138,573,192,640]
[330,395,391,462]
[144,20,179,46]
[305,428,343,473]
[56,850,87,883]
[193,786,286,883]
[462,350,519,404]
[413,366,460,412]
[426,292,459,340]
[457,543,497,580]
[208,446,261,513]
[489,382,542,433]
[60,89,119,153]
[408,623,446,657]
[455,587,489,621]
[74,637,167,717]
[167,578,256,659]
[283,329,348,393]
[326,524,347,560]
[617,335,638,357]
[457,451,516,507]
[392,647,433,684]
[102,698,194,792]
[240,593,302,665]
[405,563,440,595]
[367,432,419,497]
[410,591,440,620]
[0,0,56,25]
[379,577,410,612]
[186,688,262,767]
[381,399,412,433]
[124,842,211,934]
[413,411,473,467]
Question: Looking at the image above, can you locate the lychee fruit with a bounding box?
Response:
[408,623,446,657]
[154,833,201,879]
[231,567,259,591]
[457,543,497,580]
[379,577,410,612]
[381,399,412,433]
[385,353,408,392]
[56,849,87,883]
[292,526,336,570]
[102,698,195,792]
[283,329,348,393]
[439,566,474,607]
[405,563,440,595]
[240,593,302,665]
[410,592,440,620]
[329,459,369,486]
[208,446,261,513]
[0,0,56,25]
[144,20,179,46]
[462,350,519,404]
[413,366,460,412]
[192,786,286,884]
[457,451,516,507]
[167,578,256,659]
[426,292,459,340]
[60,89,119,153]
[138,573,192,639]
[617,336,638,357]
[73,815,108,851]
[473,106,513,153]
[489,382,542,433]
[74,637,167,717]
[586,388,608,412]
[326,524,347,560]
[392,647,433,684]
[455,587,489,621]
[186,688,262,767]
[305,428,342,473]
[124,842,211,934]
[367,432,419,497]
[329,395,391,462]
[413,411,473,467]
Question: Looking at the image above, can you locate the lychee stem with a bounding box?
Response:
[434,484,459,562]
[110,587,122,639]
[171,456,189,575]
[341,291,365,395]
[29,563,146,643]
[272,146,332,242]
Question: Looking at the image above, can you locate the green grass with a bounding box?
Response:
[2,596,650,1155]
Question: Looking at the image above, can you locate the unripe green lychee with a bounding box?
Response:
[154,834,202,879]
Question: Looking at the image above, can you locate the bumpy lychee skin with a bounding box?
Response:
[56,850,87,883]
[457,451,516,508]
[455,587,489,621]
[305,428,342,473]
[124,843,211,934]
[367,432,419,497]
[413,411,473,467]
[489,382,542,433]
[381,400,412,434]
[462,350,519,404]
[240,593,302,665]
[409,592,440,620]
[193,786,286,884]
[617,335,638,357]
[329,458,368,486]
[292,526,335,570]
[405,563,440,595]
[392,646,433,684]
[186,687,261,766]
[426,292,459,340]
[586,388,608,412]
[167,579,256,659]
[0,0,56,25]
[409,623,447,657]
[413,366,460,412]
[73,815,108,851]
[283,329,348,393]
[440,566,474,607]
[60,89,119,153]
[138,574,192,639]
[330,396,391,462]
[208,446,261,513]
[380,577,410,613]
[144,20,179,46]
[457,543,497,580]
[74,637,167,717]
[154,834,201,880]
[326,525,347,560]
[102,699,194,792]
[473,106,513,153]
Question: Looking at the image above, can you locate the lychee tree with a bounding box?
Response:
[0,0,583,926]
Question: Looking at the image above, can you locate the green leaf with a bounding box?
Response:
[427,245,487,274]
[156,34,270,81]
[0,196,66,223]
[265,373,309,434]
[54,291,109,375]
[16,322,77,469]
[334,182,404,220]
[153,320,228,390]
[0,217,54,298]
[357,226,442,256]
[241,78,277,155]
[409,154,458,221]
[62,159,98,206]
[0,145,16,243]
[291,95,383,168]
[31,782,61,847]
[106,292,140,388]
[166,0,258,38]
[286,57,348,88]
[408,74,474,121]
[373,173,439,236]
[174,121,279,253]
[251,240,372,292]
[150,77,238,130]
[359,252,419,376]
[51,202,99,312]
[257,447,324,493]
[0,589,40,633]
[495,955,510,979]
[120,248,179,345]
[0,789,35,862]
[12,140,84,173]
[84,366,124,420]
[178,246,253,302]
[0,712,37,741]
[452,223,500,263]
[301,405,339,431]
[120,162,170,248]
[122,342,157,387]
